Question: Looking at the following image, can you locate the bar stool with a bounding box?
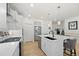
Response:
[63,38,76,56]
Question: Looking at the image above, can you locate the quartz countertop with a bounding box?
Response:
[38,34,75,40]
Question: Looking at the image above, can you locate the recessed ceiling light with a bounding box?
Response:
[28,14,31,17]
[30,3,34,7]
[57,21,61,25]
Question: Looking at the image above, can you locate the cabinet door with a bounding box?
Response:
[45,39,52,56]
[45,38,63,56]
[41,37,46,53]
[0,4,6,30]
[49,40,63,56]
[12,44,19,56]
[41,37,63,56]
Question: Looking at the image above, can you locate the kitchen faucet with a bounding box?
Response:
[49,30,54,37]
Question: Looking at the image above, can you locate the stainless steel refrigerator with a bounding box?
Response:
[34,26,41,49]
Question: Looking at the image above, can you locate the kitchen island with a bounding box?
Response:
[38,34,75,56]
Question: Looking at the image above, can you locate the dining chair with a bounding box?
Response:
[63,38,76,56]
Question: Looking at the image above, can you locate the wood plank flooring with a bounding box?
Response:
[21,41,46,56]
[21,41,79,56]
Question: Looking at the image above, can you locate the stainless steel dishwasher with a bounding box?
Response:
[38,36,41,49]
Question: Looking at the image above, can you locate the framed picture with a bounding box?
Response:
[68,21,78,30]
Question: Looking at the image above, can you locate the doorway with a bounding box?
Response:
[34,22,41,49]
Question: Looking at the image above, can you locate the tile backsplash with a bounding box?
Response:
[0,31,9,37]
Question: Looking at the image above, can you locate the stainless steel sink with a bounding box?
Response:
[45,36,56,40]
[0,37,21,43]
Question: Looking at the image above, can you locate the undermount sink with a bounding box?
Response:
[45,36,56,40]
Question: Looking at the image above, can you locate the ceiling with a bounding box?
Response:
[8,3,79,21]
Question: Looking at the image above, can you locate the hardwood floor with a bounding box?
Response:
[21,41,79,56]
[76,43,79,56]
[21,41,46,56]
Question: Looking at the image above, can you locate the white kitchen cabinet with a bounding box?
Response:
[46,39,53,55]
[41,36,52,55]
[41,37,47,53]
[41,35,63,56]
[0,42,19,56]
[12,43,19,56]
[0,4,7,31]
[47,39,63,56]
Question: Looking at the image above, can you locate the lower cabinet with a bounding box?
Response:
[41,37,63,56]
[12,42,21,56]
[12,44,19,56]
[41,37,47,53]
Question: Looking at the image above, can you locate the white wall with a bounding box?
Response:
[0,3,7,31]
[23,18,34,42]
[42,20,51,35]
[64,16,79,43]
[64,16,79,35]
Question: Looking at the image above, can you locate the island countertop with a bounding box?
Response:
[38,34,75,40]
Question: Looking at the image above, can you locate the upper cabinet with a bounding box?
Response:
[7,3,24,30]
[0,3,7,31]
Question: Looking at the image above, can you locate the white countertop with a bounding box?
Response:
[0,41,19,56]
[38,34,75,40]
[0,35,22,42]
